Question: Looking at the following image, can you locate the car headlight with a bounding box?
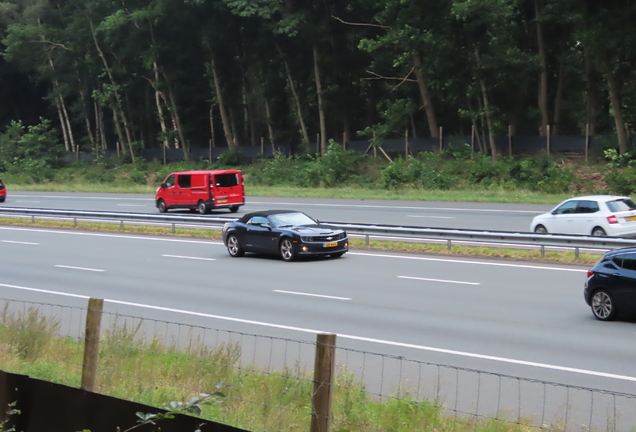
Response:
[300,236,309,242]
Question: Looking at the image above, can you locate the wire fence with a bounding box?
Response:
[0,296,634,432]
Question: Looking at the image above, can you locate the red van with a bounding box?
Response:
[155,170,244,214]
[0,179,6,202]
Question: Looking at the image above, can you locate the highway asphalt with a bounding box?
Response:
[2,193,635,428]
[1,191,555,232]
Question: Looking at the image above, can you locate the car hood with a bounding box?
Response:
[288,225,344,235]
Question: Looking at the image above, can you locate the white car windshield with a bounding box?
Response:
[270,212,317,227]
[606,199,636,212]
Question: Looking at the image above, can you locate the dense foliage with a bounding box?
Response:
[0,0,635,163]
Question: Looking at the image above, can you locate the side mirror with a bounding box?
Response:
[161,183,167,189]
[260,223,272,229]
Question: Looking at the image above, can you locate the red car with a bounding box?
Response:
[0,179,5,203]
[155,170,244,214]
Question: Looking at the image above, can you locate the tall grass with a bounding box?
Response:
[0,307,555,432]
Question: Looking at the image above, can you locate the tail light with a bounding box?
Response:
[607,215,618,224]
[587,270,594,278]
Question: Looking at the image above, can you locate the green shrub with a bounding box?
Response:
[217,149,244,166]
[604,167,636,195]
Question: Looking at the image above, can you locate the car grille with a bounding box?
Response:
[302,232,346,242]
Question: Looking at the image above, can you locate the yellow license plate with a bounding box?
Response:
[628,215,636,221]
[217,199,227,203]
[324,242,338,247]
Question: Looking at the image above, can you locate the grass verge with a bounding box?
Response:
[0,307,557,432]
[0,217,599,266]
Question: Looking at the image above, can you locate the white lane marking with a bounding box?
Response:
[274,290,351,300]
[16,201,40,203]
[54,265,105,272]
[398,276,480,285]
[117,204,147,207]
[0,283,89,299]
[162,254,216,261]
[2,240,39,245]
[10,194,152,201]
[407,215,455,219]
[250,201,543,214]
[0,226,222,245]
[0,281,633,383]
[350,252,588,273]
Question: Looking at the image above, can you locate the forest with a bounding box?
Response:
[0,0,635,163]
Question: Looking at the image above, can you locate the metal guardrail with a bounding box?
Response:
[1,207,635,255]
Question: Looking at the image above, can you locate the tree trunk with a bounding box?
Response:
[313,44,327,155]
[79,86,96,153]
[89,20,134,161]
[474,47,497,160]
[165,81,189,160]
[265,98,275,149]
[585,51,598,136]
[152,62,170,150]
[55,96,70,152]
[60,93,76,152]
[208,50,237,149]
[413,50,439,138]
[602,56,628,154]
[552,56,565,135]
[279,45,310,145]
[535,0,549,136]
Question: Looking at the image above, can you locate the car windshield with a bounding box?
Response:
[269,212,317,227]
[606,199,636,212]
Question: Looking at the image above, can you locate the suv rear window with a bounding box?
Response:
[606,199,636,212]
[214,173,239,188]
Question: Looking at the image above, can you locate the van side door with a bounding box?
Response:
[176,174,192,206]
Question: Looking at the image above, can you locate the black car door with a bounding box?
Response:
[245,216,274,251]
[609,253,636,312]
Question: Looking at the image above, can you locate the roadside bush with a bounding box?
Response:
[302,142,367,187]
[247,152,309,186]
[216,148,244,166]
[604,167,636,196]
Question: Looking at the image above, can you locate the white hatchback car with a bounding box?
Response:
[530,195,636,237]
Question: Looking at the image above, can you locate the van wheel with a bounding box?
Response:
[157,199,167,213]
[198,201,210,214]
[229,205,239,213]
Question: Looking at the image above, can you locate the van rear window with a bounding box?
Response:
[214,173,239,187]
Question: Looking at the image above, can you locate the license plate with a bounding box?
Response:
[217,199,227,203]
[324,242,338,247]
[628,215,636,221]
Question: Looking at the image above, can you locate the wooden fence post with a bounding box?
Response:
[311,333,336,432]
[508,124,512,157]
[439,126,443,152]
[81,297,104,392]
[585,123,590,162]
[546,124,551,155]
[471,124,475,159]
[405,129,409,158]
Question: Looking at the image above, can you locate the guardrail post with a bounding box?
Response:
[81,297,104,392]
[73,217,77,227]
[447,239,452,250]
[172,223,176,233]
[31,215,35,223]
[365,234,369,246]
[311,333,336,432]
[120,220,124,229]
[540,245,545,257]
[575,247,579,260]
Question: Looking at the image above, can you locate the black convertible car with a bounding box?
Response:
[222,210,348,261]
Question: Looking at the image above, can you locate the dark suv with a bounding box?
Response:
[585,247,636,320]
